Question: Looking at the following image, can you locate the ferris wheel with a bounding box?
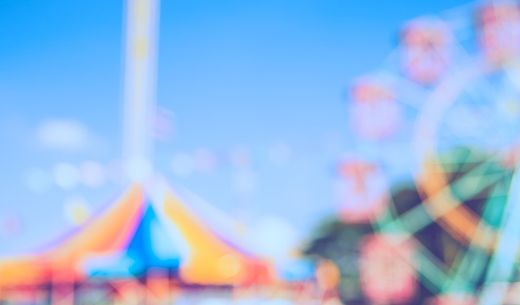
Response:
[338,1,520,304]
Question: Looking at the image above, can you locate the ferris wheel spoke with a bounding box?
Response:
[435,149,509,197]
[478,168,520,305]
[416,178,510,296]
[373,211,450,292]
[467,188,509,201]
[377,161,506,242]
[442,240,489,294]
[442,186,508,294]
[453,174,503,194]
[379,201,433,236]
[449,170,508,202]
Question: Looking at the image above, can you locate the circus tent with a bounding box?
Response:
[0,183,272,288]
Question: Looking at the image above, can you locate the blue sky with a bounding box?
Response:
[0,0,475,256]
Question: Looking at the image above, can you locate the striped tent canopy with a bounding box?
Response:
[0,183,272,287]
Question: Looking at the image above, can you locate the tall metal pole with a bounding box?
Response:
[123,0,160,182]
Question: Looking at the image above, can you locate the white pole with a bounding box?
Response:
[123,0,160,182]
